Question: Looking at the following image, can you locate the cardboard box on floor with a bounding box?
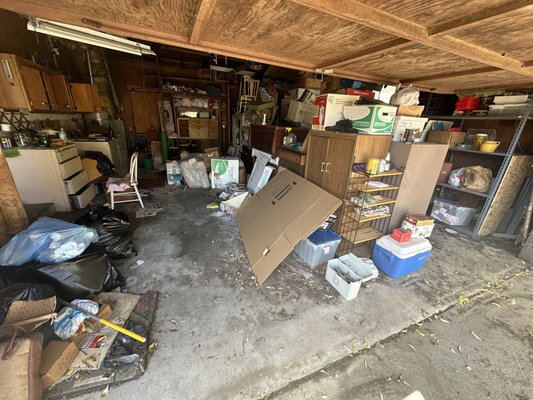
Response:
[81,158,103,182]
[39,340,79,388]
[236,168,342,284]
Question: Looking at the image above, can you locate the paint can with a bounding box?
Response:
[366,158,380,175]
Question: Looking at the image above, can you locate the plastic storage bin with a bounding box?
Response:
[488,104,528,116]
[430,198,476,226]
[325,253,379,300]
[294,229,341,268]
[372,235,432,278]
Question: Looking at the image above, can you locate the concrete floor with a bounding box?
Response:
[74,187,532,400]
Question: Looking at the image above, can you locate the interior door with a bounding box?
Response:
[305,134,329,187]
[50,74,74,112]
[129,90,161,133]
[322,136,354,199]
[19,65,50,111]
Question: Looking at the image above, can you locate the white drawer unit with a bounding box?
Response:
[71,184,97,209]
[6,146,96,211]
[56,145,79,163]
[59,156,83,179]
[65,170,89,195]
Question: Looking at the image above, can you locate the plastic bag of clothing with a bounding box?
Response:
[0,283,55,324]
[53,299,99,340]
[179,153,210,188]
[0,217,98,266]
[448,167,466,187]
[76,206,136,259]
[84,151,115,175]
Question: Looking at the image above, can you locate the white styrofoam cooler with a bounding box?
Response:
[325,253,379,300]
[372,235,432,278]
[391,116,429,142]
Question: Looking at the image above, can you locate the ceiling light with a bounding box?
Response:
[27,17,156,56]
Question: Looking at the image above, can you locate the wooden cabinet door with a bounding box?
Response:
[49,74,74,112]
[19,64,50,111]
[130,90,161,133]
[0,55,29,110]
[322,136,354,198]
[70,83,96,112]
[41,71,58,111]
[90,83,102,112]
[305,134,329,187]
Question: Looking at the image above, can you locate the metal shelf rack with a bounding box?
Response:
[432,95,533,237]
[337,170,403,255]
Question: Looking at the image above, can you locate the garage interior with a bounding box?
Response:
[0,1,533,400]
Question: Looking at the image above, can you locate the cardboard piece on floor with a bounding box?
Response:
[236,168,342,284]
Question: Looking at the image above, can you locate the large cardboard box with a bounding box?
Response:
[287,100,315,126]
[312,94,359,130]
[428,130,466,146]
[293,77,321,90]
[211,158,240,189]
[343,105,397,134]
[236,169,342,284]
[391,116,429,142]
[81,158,103,182]
[39,341,79,388]
[202,147,220,171]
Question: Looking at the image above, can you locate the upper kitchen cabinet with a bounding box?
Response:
[0,53,51,111]
[48,73,75,112]
[69,83,102,113]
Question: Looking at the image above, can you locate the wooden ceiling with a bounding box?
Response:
[3,0,533,93]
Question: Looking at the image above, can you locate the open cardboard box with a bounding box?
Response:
[236,168,342,284]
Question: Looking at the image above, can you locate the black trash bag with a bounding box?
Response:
[35,252,125,301]
[76,205,136,259]
[0,283,55,323]
[84,151,115,175]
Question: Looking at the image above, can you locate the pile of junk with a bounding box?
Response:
[0,206,157,400]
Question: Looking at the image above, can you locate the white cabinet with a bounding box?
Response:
[6,145,95,211]
[74,139,128,176]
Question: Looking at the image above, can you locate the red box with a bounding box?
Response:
[392,228,412,242]
[455,96,480,111]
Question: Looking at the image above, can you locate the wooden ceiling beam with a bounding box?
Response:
[189,0,218,45]
[290,0,533,78]
[319,38,410,70]
[401,66,501,84]
[428,1,533,36]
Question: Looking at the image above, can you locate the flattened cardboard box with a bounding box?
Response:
[236,169,342,284]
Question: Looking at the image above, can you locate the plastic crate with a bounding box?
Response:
[294,229,341,268]
[430,198,476,226]
[325,254,379,300]
[455,96,480,111]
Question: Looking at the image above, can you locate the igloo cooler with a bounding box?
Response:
[372,235,432,278]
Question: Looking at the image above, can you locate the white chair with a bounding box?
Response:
[107,152,144,210]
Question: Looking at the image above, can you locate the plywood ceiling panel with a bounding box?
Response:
[357,0,491,26]
[342,43,485,80]
[415,70,533,91]
[452,9,533,61]
[201,0,396,65]
[24,0,199,38]
[3,0,533,91]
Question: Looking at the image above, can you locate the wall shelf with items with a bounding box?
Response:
[430,95,533,237]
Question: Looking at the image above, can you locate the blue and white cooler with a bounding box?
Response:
[372,235,432,278]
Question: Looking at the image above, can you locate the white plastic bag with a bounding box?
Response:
[390,86,420,106]
[448,167,466,187]
[179,154,210,188]
[53,299,99,340]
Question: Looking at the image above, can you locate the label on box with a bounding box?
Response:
[343,105,397,134]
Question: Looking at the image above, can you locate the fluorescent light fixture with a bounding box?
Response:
[27,17,156,56]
